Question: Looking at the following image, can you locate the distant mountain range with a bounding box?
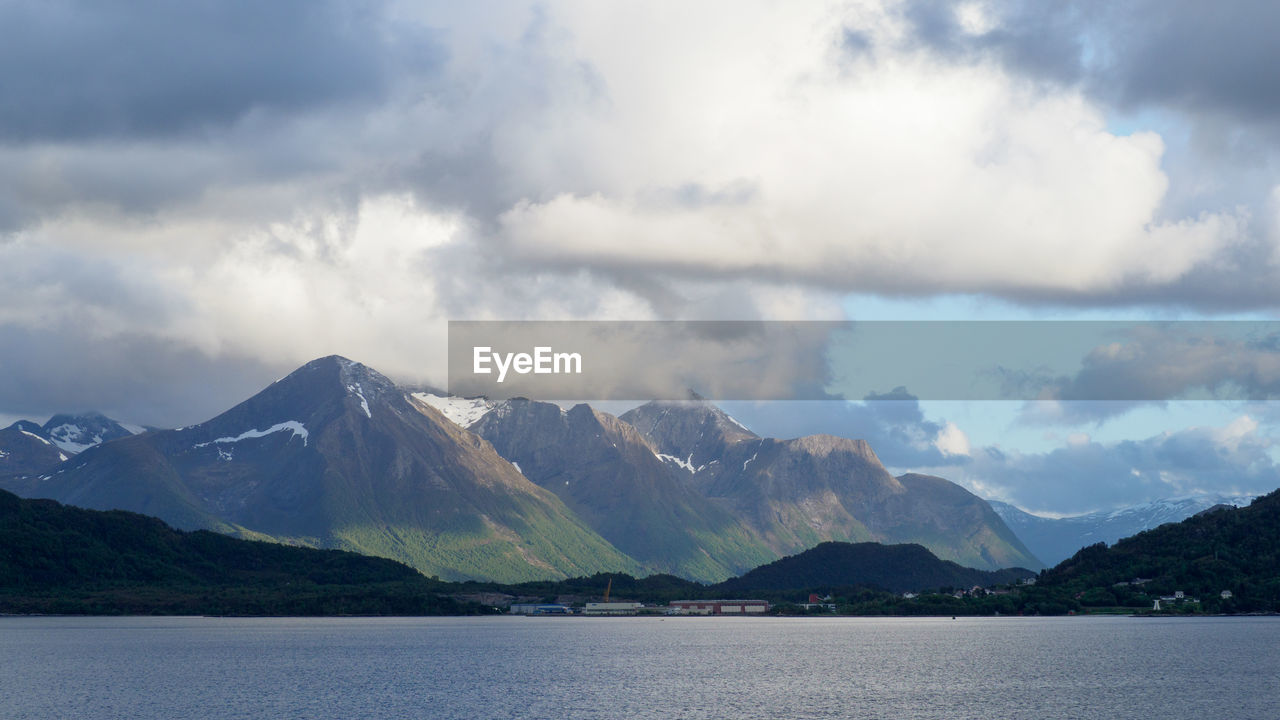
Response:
[1,355,1040,583]
[990,494,1258,566]
[1034,490,1280,613]
[0,412,140,478]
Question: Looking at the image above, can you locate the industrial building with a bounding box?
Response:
[667,600,769,615]
[509,603,573,615]
[583,602,645,615]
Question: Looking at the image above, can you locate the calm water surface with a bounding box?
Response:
[1,615,1275,719]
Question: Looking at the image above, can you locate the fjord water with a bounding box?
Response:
[2,616,1276,719]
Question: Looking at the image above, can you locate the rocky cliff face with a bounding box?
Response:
[621,399,1043,570]
[471,398,774,581]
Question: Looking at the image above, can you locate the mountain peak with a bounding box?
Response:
[620,398,757,465]
[281,356,399,402]
[786,434,878,461]
[41,412,136,454]
[0,421,69,477]
[5,420,44,434]
[294,355,394,389]
[188,356,405,442]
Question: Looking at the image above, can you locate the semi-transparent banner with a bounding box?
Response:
[447,320,1280,402]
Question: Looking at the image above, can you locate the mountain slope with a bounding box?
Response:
[622,399,1042,571]
[42,412,139,453]
[470,398,775,582]
[1037,490,1280,612]
[1,412,141,479]
[1,356,639,583]
[991,494,1258,566]
[0,488,483,615]
[715,541,1034,594]
[0,421,69,478]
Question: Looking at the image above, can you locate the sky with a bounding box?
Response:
[3,0,1280,515]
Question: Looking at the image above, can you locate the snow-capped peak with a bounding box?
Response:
[412,393,494,428]
[46,423,102,454]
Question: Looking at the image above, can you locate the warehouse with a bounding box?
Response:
[667,600,769,615]
[583,602,645,615]
[509,603,573,615]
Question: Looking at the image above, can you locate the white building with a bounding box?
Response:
[668,600,769,615]
[584,602,644,616]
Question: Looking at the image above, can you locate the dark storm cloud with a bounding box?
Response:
[0,325,287,428]
[894,0,1280,123]
[0,0,443,142]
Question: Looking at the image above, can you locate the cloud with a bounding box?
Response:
[934,421,972,457]
[493,22,1244,297]
[2,0,1280,424]
[1005,323,1280,425]
[897,1,1280,125]
[0,0,439,142]
[0,324,280,428]
[937,414,1280,514]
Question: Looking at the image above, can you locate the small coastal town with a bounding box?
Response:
[510,599,772,616]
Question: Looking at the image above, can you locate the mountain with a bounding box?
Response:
[0,356,639,583]
[715,541,1034,595]
[1035,490,1280,612]
[0,488,484,615]
[410,392,494,429]
[470,398,775,582]
[42,411,139,453]
[0,412,142,479]
[991,494,1258,566]
[0,421,69,478]
[620,391,758,467]
[621,399,1042,571]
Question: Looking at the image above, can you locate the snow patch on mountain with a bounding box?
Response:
[47,423,103,454]
[20,430,53,446]
[655,452,705,474]
[194,421,310,449]
[724,412,751,432]
[347,384,372,418]
[413,393,493,428]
